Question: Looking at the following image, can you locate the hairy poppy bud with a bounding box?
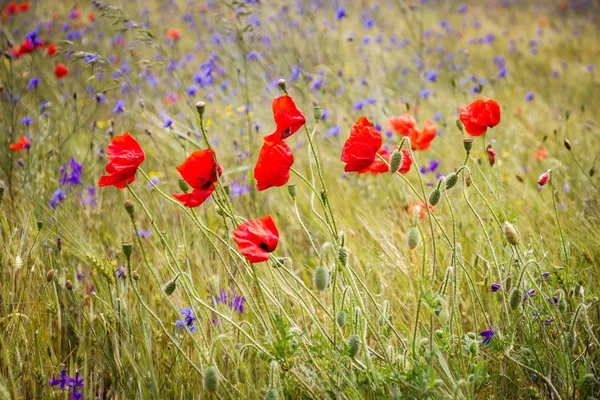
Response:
[564,139,571,151]
[277,79,287,91]
[124,200,135,216]
[195,101,206,117]
[314,266,329,291]
[558,298,567,313]
[37,220,44,230]
[389,150,403,174]
[65,280,73,291]
[503,222,519,246]
[510,288,522,310]
[204,366,219,393]
[538,171,550,186]
[313,106,323,120]
[288,184,297,198]
[348,334,361,358]
[122,242,133,259]
[337,310,347,327]
[463,138,473,154]
[456,120,465,134]
[338,246,348,267]
[445,173,458,190]
[407,227,420,250]
[178,178,189,192]
[163,276,179,296]
[429,188,441,206]
[265,389,278,400]
[46,269,55,282]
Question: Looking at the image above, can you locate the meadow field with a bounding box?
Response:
[1,0,600,398]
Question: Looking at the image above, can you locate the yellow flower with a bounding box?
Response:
[97,120,106,129]
[206,119,213,129]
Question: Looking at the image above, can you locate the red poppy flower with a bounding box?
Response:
[98,132,145,189]
[388,114,416,136]
[410,120,437,151]
[17,2,29,11]
[233,215,279,263]
[9,136,30,151]
[359,148,412,175]
[271,95,306,141]
[88,12,96,22]
[167,28,182,40]
[55,63,69,79]
[408,202,435,220]
[533,146,548,161]
[254,137,294,191]
[341,117,382,172]
[4,3,18,14]
[172,149,222,208]
[46,43,57,56]
[459,99,501,137]
[13,39,34,58]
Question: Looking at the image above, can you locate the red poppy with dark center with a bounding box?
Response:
[233,215,279,263]
[9,136,30,151]
[254,137,294,191]
[55,63,69,79]
[459,99,501,137]
[359,148,412,175]
[341,117,382,172]
[173,149,222,208]
[270,95,306,141]
[98,132,145,189]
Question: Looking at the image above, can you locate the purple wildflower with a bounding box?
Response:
[59,158,83,186]
[480,327,497,345]
[176,307,197,332]
[49,189,66,209]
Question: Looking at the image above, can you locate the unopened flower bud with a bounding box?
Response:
[503,222,519,246]
[222,183,230,196]
[178,178,189,192]
[429,188,441,206]
[46,269,55,282]
[132,270,140,280]
[265,389,278,400]
[313,106,323,120]
[510,288,522,310]
[314,266,329,291]
[277,79,287,92]
[463,138,473,153]
[122,242,133,259]
[338,246,348,267]
[204,366,219,393]
[558,298,567,313]
[445,173,458,190]
[486,146,496,166]
[37,220,44,230]
[564,139,571,151]
[0,187,4,203]
[336,310,347,327]
[65,280,73,291]
[389,150,403,174]
[538,171,550,186]
[348,334,361,358]
[124,200,135,216]
[456,120,465,134]
[288,184,297,198]
[163,274,180,296]
[407,227,420,250]
[195,101,206,117]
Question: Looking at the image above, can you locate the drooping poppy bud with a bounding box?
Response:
[538,170,550,186]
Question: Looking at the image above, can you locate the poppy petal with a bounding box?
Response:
[254,137,294,191]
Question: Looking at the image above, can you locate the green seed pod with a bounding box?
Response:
[195,101,206,117]
[503,222,519,246]
[338,246,348,267]
[558,298,567,313]
[348,334,361,358]
[510,288,522,310]
[163,275,179,296]
[445,173,458,190]
[122,242,133,259]
[336,310,347,327]
[288,184,297,198]
[124,200,135,217]
[429,188,441,206]
[313,106,323,120]
[277,79,287,92]
[389,150,403,174]
[204,366,219,393]
[407,227,420,250]
[463,138,473,153]
[37,220,44,230]
[265,388,278,400]
[314,266,329,291]
[178,178,189,192]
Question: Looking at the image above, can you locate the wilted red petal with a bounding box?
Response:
[254,137,294,191]
[341,117,383,172]
[233,215,279,263]
[272,95,306,140]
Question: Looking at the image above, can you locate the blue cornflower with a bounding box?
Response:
[326,126,341,137]
[480,327,497,345]
[49,369,69,390]
[21,117,33,126]
[83,55,98,63]
[176,308,197,332]
[523,289,536,301]
[115,266,126,279]
[525,92,534,102]
[353,99,365,111]
[363,18,374,29]
[112,100,125,114]
[163,119,173,128]
[426,70,438,82]
[27,78,40,90]
[49,189,66,209]
[457,4,468,14]
[79,186,96,206]
[490,283,502,292]
[497,68,507,78]
[187,85,197,96]
[432,112,442,122]
[336,6,346,20]
[59,158,83,186]
[419,89,430,99]
[229,181,250,197]
[291,65,301,81]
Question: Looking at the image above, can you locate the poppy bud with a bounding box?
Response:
[429,188,441,206]
[445,173,458,190]
[0,187,4,204]
[265,389,278,400]
[46,269,55,282]
[178,178,189,192]
[503,222,519,246]
[132,270,140,280]
[337,310,347,327]
[163,274,180,296]
[469,341,478,355]
[195,101,206,117]
[564,139,571,151]
[204,365,219,393]
[389,150,403,174]
[463,138,473,154]
[313,106,323,120]
[338,246,348,267]
[407,227,420,250]
[486,146,496,166]
[37,220,44,230]
[277,79,287,92]
[124,200,135,216]
[538,171,550,186]
[65,280,73,291]
[222,183,230,196]
[510,288,521,310]
[456,120,465,134]
[348,334,361,358]
[314,266,329,291]
[288,184,297,198]
[122,242,133,259]
[558,298,567,313]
